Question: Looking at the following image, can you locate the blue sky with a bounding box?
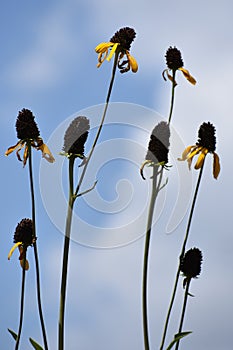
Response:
[1,0,232,349]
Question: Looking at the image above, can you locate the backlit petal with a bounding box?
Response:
[20,258,29,270]
[38,143,55,163]
[178,145,194,161]
[213,152,220,179]
[5,141,22,156]
[179,67,196,85]
[8,242,22,260]
[126,52,138,72]
[95,42,113,53]
[106,43,119,61]
[187,146,202,160]
[194,148,208,169]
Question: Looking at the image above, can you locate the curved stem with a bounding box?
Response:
[159,164,205,350]
[168,70,176,124]
[142,167,163,350]
[74,51,119,197]
[28,143,49,350]
[15,250,27,350]
[174,278,191,350]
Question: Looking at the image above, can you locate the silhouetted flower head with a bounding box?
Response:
[140,121,170,180]
[8,218,35,270]
[5,108,55,166]
[162,46,196,85]
[62,116,90,158]
[165,46,184,71]
[178,121,220,179]
[95,27,138,73]
[16,108,40,140]
[180,248,203,284]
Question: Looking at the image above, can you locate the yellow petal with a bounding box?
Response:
[95,42,113,53]
[187,146,202,160]
[194,149,208,169]
[179,67,196,85]
[38,143,55,163]
[23,145,29,166]
[5,141,22,156]
[8,242,22,260]
[106,43,119,61]
[178,145,194,161]
[213,152,220,179]
[126,52,138,73]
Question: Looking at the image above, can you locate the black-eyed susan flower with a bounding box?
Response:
[178,122,220,179]
[162,46,196,86]
[8,218,35,270]
[140,121,170,179]
[180,247,203,287]
[61,116,90,159]
[5,108,55,166]
[95,27,138,73]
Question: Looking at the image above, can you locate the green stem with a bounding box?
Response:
[59,157,75,350]
[168,70,176,124]
[15,250,27,350]
[74,51,119,197]
[159,163,205,350]
[58,52,119,350]
[28,143,49,350]
[174,278,191,350]
[142,167,163,350]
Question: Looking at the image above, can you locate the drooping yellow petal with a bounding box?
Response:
[97,51,108,68]
[5,141,22,156]
[95,42,113,53]
[106,43,119,61]
[23,145,29,166]
[187,146,202,160]
[179,67,196,85]
[126,52,138,73]
[178,145,194,161]
[194,148,208,169]
[8,242,22,260]
[213,152,220,179]
[38,143,55,163]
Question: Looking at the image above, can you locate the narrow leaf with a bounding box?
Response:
[29,338,44,350]
[8,328,18,341]
[166,331,192,350]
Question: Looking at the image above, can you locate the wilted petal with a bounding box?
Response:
[213,152,220,179]
[8,242,22,260]
[5,141,22,156]
[95,42,113,53]
[194,148,208,169]
[38,143,55,163]
[179,67,196,85]
[178,145,194,161]
[20,258,29,270]
[187,146,202,160]
[106,43,119,61]
[23,145,29,166]
[126,51,138,72]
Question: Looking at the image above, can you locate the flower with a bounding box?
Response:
[180,247,203,287]
[5,108,55,166]
[178,122,220,179]
[140,121,170,179]
[162,46,196,86]
[62,116,90,159]
[95,27,138,73]
[8,218,35,270]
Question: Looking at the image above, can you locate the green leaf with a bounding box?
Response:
[165,331,192,350]
[29,338,44,350]
[8,328,18,341]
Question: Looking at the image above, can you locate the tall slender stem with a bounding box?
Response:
[159,163,205,350]
[168,70,176,124]
[15,250,27,350]
[28,143,49,350]
[74,51,119,197]
[58,53,119,350]
[142,167,163,350]
[174,278,191,350]
[59,157,75,350]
